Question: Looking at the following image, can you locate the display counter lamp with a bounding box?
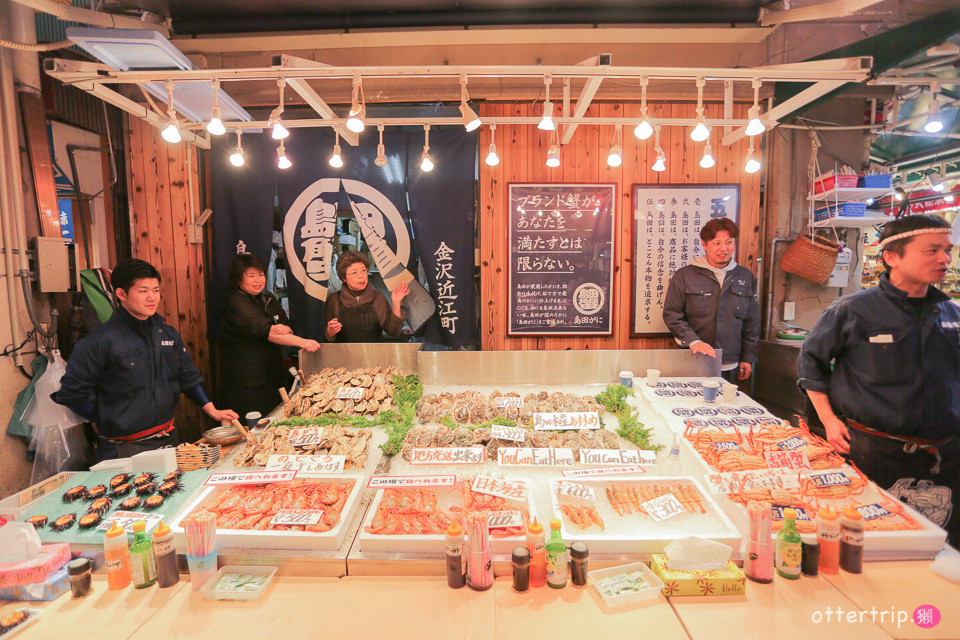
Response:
[375,123,388,167]
[277,140,292,169]
[346,75,366,133]
[206,79,226,136]
[329,131,344,168]
[160,80,181,144]
[420,124,435,172]
[485,123,500,167]
[744,79,766,137]
[229,129,245,167]
[460,75,481,132]
[634,75,653,140]
[538,75,555,131]
[269,78,289,140]
[689,77,711,142]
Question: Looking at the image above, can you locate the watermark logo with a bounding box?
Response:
[810,605,939,629]
[913,605,940,629]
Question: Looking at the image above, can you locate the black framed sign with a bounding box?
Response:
[631,184,740,335]
[508,184,616,335]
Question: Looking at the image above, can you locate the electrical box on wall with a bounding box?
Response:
[30,237,71,292]
[827,246,853,288]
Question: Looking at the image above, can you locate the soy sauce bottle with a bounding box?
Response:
[445,521,466,589]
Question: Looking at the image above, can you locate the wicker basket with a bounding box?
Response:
[779,232,839,285]
[175,442,221,471]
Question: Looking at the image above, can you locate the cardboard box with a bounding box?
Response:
[649,554,746,597]
[0,565,69,601]
[0,543,71,589]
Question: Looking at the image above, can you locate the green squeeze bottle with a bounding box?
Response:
[545,518,568,589]
[775,508,802,580]
[130,520,158,589]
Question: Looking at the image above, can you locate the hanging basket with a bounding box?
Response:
[779,232,839,285]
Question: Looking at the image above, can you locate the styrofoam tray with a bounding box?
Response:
[548,476,741,554]
[169,475,363,552]
[357,477,538,555]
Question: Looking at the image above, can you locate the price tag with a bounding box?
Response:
[763,450,811,471]
[711,442,742,451]
[491,425,526,443]
[704,468,800,495]
[409,447,485,465]
[561,465,646,478]
[336,386,365,400]
[775,436,806,451]
[487,511,524,529]
[807,471,852,487]
[771,506,812,521]
[496,447,575,467]
[367,475,457,489]
[552,480,596,501]
[269,509,323,526]
[578,448,656,466]
[855,503,892,520]
[96,510,164,534]
[642,493,686,522]
[471,475,528,501]
[266,454,346,476]
[205,470,297,485]
[288,427,325,448]
[533,412,601,431]
[494,396,523,409]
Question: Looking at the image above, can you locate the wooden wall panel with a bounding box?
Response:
[126,117,208,443]
[478,101,762,352]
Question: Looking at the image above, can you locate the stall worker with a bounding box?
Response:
[325,250,409,342]
[662,217,760,382]
[798,213,960,548]
[220,253,320,419]
[53,259,238,460]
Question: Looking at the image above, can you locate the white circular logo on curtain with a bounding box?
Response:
[283,178,411,301]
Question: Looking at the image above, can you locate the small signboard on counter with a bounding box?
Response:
[579,448,656,466]
[497,447,576,467]
[409,447,485,465]
[266,454,346,476]
[533,412,601,430]
[367,475,457,488]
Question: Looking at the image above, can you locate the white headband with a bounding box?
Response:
[877,227,951,252]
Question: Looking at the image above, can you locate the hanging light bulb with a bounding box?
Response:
[329,131,343,168]
[606,125,623,167]
[929,172,944,192]
[269,78,289,140]
[228,128,245,167]
[420,124,434,172]
[699,142,715,168]
[485,123,500,167]
[277,140,291,169]
[945,192,955,203]
[545,129,560,167]
[346,75,366,133]
[634,76,654,140]
[651,125,666,171]
[925,85,944,134]
[206,79,226,136]
[538,75,555,131]
[375,123,388,167]
[160,80,181,144]
[744,78,766,136]
[689,77,711,142]
[744,143,761,174]
[459,75,482,132]
[894,187,906,202]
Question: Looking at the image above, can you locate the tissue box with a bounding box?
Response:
[0,543,71,589]
[650,554,745,597]
[0,565,69,601]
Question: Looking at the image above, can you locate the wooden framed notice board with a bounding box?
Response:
[631,184,740,336]
[508,184,615,336]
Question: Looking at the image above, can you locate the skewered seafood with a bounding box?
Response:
[282,366,402,418]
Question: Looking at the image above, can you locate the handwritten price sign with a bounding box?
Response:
[95,510,164,534]
[266,454,345,476]
[552,480,596,501]
[269,509,323,526]
[705,468,800,495]
[561,465,646,478]
[487,510,524,529]
[763,450,811,470]
[533,412,601,431]
[472,475,528,501]
[336,386,365,400]
[205,470,297,485]
[494,397,523,409]
[409,447,485,465]
[642,493,686,522]
[491,425,526,443]
[578,448,656,466]
[288,427,325,448]
[496,447,575,467]
[367,475,456,488]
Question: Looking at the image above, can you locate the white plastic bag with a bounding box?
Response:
[21,350,84,430]
[0,518,42,565]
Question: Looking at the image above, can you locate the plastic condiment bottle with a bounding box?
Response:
[660,433,682,476]
[152,521,179,588]
[545,518,568,589]
[839,506,865,574]
[816,507,840,575]
[445,521,466,589]
[104,520,132,591]
[775,508,802,580]
[527,518,546,588]
[130,520,158,589]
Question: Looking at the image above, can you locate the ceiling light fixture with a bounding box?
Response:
[346,75,366,134]
[538,75,555,131]
[329,131,344,168]
[375,123,388,167]
[268,78,289,140]
[545,129,560,167]
[744,142,761,174]
[744,78,766,137]
[485,123,500,167]
[699,141,716,169]
[276,139,291,169]
[607,125,623,168]
[459,75,482,132]
[206,79,226,136]
[634,75,654,140]
[420,124,434,172]
[652,125,666,172]
[160,80,181,144]
[228,128,245,167]
[690,77,711,142]
[894,186,906,202]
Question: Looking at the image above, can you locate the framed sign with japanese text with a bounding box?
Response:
[508,184,616,335]
[631,184,739,335]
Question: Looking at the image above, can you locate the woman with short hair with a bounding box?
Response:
[325,250,409,342]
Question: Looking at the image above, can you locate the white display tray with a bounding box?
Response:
[547,476,742,555]
[169,475,363,552]
[357,477,538,555]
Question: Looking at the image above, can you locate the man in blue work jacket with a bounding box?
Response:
[54,259,238,460]
[798,213,960,548]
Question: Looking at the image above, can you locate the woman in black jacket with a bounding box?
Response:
[220,254,320,419]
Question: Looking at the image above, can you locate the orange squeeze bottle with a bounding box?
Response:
[527,518,546,588]
[104,520,132,590]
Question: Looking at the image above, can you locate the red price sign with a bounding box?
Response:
[205,470,297,485]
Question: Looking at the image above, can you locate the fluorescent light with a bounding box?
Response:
[699,142,715,168]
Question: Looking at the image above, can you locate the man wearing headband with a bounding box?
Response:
[798,214,960,547]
